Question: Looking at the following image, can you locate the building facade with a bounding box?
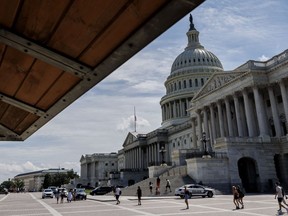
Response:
[14,168,71,192]
[80,15,288,192]
[80,153,118,187]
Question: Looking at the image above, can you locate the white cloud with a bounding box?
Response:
[117,115,150,132]
[258,55,269,61]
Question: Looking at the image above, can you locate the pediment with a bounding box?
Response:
[122,132,138,147]
[193,72,247,100]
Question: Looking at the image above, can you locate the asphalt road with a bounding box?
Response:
[0,192,286,216]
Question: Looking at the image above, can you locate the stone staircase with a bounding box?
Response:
[108,165,225,196]
[112,175,196,197]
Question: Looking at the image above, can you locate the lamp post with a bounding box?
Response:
[201,132,210,158]
[159,146,166,165]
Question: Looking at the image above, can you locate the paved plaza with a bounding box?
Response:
[0,192,286,216]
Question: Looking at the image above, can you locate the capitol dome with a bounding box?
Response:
[160,14,223,128]
[171,15,223,75]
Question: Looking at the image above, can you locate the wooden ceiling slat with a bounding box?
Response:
[36,72,80,110]
[15,113,39,135]
[15,60,64,106]
[80,0,166,66]
[0,105,30,131]
[48,0,129,60]
[14,0,71,43]
[0,0,21,28]
[0,47,35,96]
[0,101,9,119]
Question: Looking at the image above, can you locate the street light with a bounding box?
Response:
[159,146,166,165]
[201,132,210,158]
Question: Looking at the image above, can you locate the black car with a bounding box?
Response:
[90,186,113,195]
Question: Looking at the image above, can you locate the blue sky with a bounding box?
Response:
[0,0,288,183]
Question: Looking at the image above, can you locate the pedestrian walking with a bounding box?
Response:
[60,189,65,204]
[149,181,153,194]
[184,186,189,209]
[275,182,288,214]
[137,186,142,205]
[156,177,160,195]
[67,189,73,202]
[55,189,60,204]
[115,186,121,204]
[232,186,240,209]
[236,185,245,209]
[165,179,172,192]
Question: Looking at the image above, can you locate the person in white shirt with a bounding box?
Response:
[115,186,121,204]
[275,182,288,213]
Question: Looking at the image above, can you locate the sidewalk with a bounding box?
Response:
[87,194,177,202]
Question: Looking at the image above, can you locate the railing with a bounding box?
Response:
[148,162,173,166]
[185,151,228,159]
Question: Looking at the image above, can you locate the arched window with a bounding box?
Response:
[201,78,204,86]
[195,79,198,87]
[189,79,192,87]
[178,81,181,89]
[183,80,186,88]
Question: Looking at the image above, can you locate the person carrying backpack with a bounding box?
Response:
[236,185,245,209]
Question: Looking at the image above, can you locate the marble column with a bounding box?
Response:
[209,104,216,142]
[280,80,288,133]
[217,100,225,137]
[233,94,244,137]
[225,97,233,136]
[253,86,269,136]
[243,89,255,137]
[192,118,197,148]
[203,107,209,135]
[268,86,281,137]
[196,110,202,148]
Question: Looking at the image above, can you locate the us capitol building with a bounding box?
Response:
[80,15,288,193]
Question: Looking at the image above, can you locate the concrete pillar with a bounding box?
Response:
[253,86,269,136]
[224,97,233,136]
[233,94,244,137]
[280,80,288,133]
[209,104,216,142]
[217,100,225,137]
[192,118,197,148]
[243,89,255,137]
[268,86,281,137]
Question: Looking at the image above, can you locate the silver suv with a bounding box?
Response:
[175,184,215,198]
[42,189,54,199]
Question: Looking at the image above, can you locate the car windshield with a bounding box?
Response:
[44,189,52,192]
[77,189,85,192]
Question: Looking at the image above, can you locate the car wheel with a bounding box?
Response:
[189,193,192,199]
[207,191,213,198]
[180,195,184,199]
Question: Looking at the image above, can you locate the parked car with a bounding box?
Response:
[75,188,87,200]
[48,186,57,194]
[175,184,215,198]
[42,189,54,199]
[90,186,113,195]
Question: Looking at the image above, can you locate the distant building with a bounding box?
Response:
[80,153,118,187]
[14,168,71,191]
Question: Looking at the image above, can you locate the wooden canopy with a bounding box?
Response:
[0,0,204,141]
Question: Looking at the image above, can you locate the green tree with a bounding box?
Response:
[13,179,24,191]
[43,173,52,189]
[1,180,13,191]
